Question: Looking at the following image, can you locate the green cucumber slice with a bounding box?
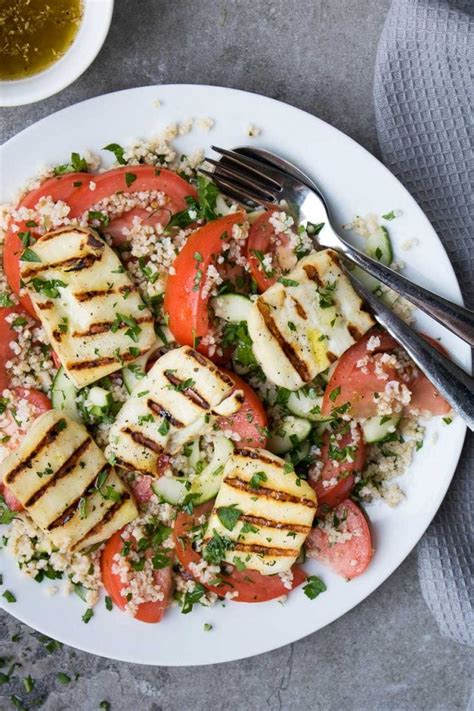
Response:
[211,294,252,323]
[287,388,330,422]
[362,415,400,443]
[152,476,188,505]
[366,226,393,266]
[50,367,81,423]
[268,416,312,454]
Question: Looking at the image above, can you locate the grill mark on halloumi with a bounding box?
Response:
[234,448,281,465]
[239,513,311,534]
[226,477,317,508]
[257,300,310,381]
[74,285,135,302]
[348,324,363,340]
[291,296,307,320]
[123,427,163,454]
[36,300,54,311]
[186,348,235,389]
[21,252,101,280]
[71,315,153,338]
[66,348,149,371]
[115,456,152,475]
[71,493,131,551]
[46,466,107,530]
[4,419,65,486]
[164,371,210,410]
[303,263,323,286]
[147,399,184,428]
[25,438,91,508]
[234,541,299,557]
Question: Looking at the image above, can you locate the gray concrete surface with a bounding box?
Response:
[0,1,472,709]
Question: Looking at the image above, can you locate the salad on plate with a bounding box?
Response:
[0,126,451,624]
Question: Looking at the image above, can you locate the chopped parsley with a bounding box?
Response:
[303,575,327,600]
[53,152,88,175]
[216,505,242,531]
[125,172,137,187]
[329,386,341,402]
[30,278,66,299]
[111,313,142,342]
[202,530,235,564]
[249,471,268,489]
[82,608,94,624]
[88,210,110,226]
[179,582,206,614]
[2,590,16,603]
[278,277,299,287]
[57,672,71,684]
[103,142,126,164]
[20,248,41,263]
[382,210,397,221]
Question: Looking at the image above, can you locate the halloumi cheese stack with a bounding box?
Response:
[0,410,137,551]
[20,226,157,388]
[247,249,374,389]
[107,346,243,475]
[204,448,317,575]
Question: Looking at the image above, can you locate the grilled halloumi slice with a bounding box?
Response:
[20,226,157,388]
[108,346,243,475]
[0,410,137,551]
[247,249,374,390]
[204,448,317,575]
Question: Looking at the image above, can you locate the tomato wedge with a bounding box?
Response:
[217,370,268,448]
[173,503,306,602]
[101,529,173,623]
[164,213,246,357]
[322,328,450,418]
[4,173,89,316]
[0,306,30,391]
[321,329,399,419]
[68,165,197,222]
[0,387,51,511]
[305,500,373,579]
[246,211,296,291]
[309,424,365,509]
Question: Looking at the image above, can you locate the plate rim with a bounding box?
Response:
[0,83,468,666]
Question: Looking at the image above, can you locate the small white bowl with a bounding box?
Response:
[0,0,114,107]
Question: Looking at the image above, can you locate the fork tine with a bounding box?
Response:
[211,146,283,188]
[206,158,279,201]
[199,169,276,208]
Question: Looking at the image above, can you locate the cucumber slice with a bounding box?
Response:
[211,294,252,323]
[153,435,234,506]
[191,435,234,503]
[50,367,81,423]
[86,387,111,409]
[268,416,312,454]
[287,388,330,422]
[362,415,400,443]
[366,226,393,266]
[152,476,188,505]
[186,438,201,470]
[122,340,165,394]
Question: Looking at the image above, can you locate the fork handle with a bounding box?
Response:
[350,274,474,431]
[336,237,474,347]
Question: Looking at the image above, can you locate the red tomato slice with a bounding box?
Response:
[305,499,373,579]
[321,329,399,419]
[68,165,197,220]
[164,213,246,357]
[246,211,296,291]
[101,529,173,623]
[217,370,268,448]
[310,424,365,509]
[0,387,51,512]
[405,335,451,415]
[4,173,89,316]
[173,503,306,602]
[322,328,450,418]
[104,207,170,246]
[0,306,28,391]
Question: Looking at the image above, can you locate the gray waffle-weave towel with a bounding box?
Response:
[374,0,473,646]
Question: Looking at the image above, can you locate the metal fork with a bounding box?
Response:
[200,146,474,429]
[202,146,474,347]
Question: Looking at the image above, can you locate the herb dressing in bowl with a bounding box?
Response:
[0,0,83,80]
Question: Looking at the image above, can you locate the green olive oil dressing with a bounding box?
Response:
[0,0,83,80]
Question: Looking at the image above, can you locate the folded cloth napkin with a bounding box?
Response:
[374,0,473,646]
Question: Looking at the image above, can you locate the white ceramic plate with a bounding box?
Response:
[0,85,468,666]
